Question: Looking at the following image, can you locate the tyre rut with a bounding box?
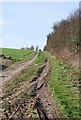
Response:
[30,57,62,119]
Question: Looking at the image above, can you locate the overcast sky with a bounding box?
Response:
[0,2,79,50]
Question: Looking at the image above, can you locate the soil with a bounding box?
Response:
[30,60,63,119]
[1,55,64,119]
[0,54,15,71]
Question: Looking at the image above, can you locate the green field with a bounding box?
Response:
[45,51,79,119]
[1,48,37,64]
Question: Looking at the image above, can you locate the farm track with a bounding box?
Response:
[1,54,63,119]
[30,59,63,119]
[0,54,37,119]
[0,54,37,87]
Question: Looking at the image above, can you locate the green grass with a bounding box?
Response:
[45,51,79,119]
[35,51,45,66]
[1,48,36,64]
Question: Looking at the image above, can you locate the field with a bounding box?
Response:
[1,48,80,119]
[1,48,37,65]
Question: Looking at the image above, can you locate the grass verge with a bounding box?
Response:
[44,51,79,119]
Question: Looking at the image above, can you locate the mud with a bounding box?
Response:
[30,59,63,119]
[0,54,15,71]
[2,55,63,119]
[0,65,7,71]
[0,54,14,61]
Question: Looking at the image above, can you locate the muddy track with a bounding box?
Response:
[0,54,37,87]
[30,58,63,119]
[2,55,63,119]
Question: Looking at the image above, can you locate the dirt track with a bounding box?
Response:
[1,55,63,119]
[0,54,37,86]
[30,59,63,119]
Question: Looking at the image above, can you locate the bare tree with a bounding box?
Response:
[21,47,25,50]
[36,46,39,51]
[30,45,34,50]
